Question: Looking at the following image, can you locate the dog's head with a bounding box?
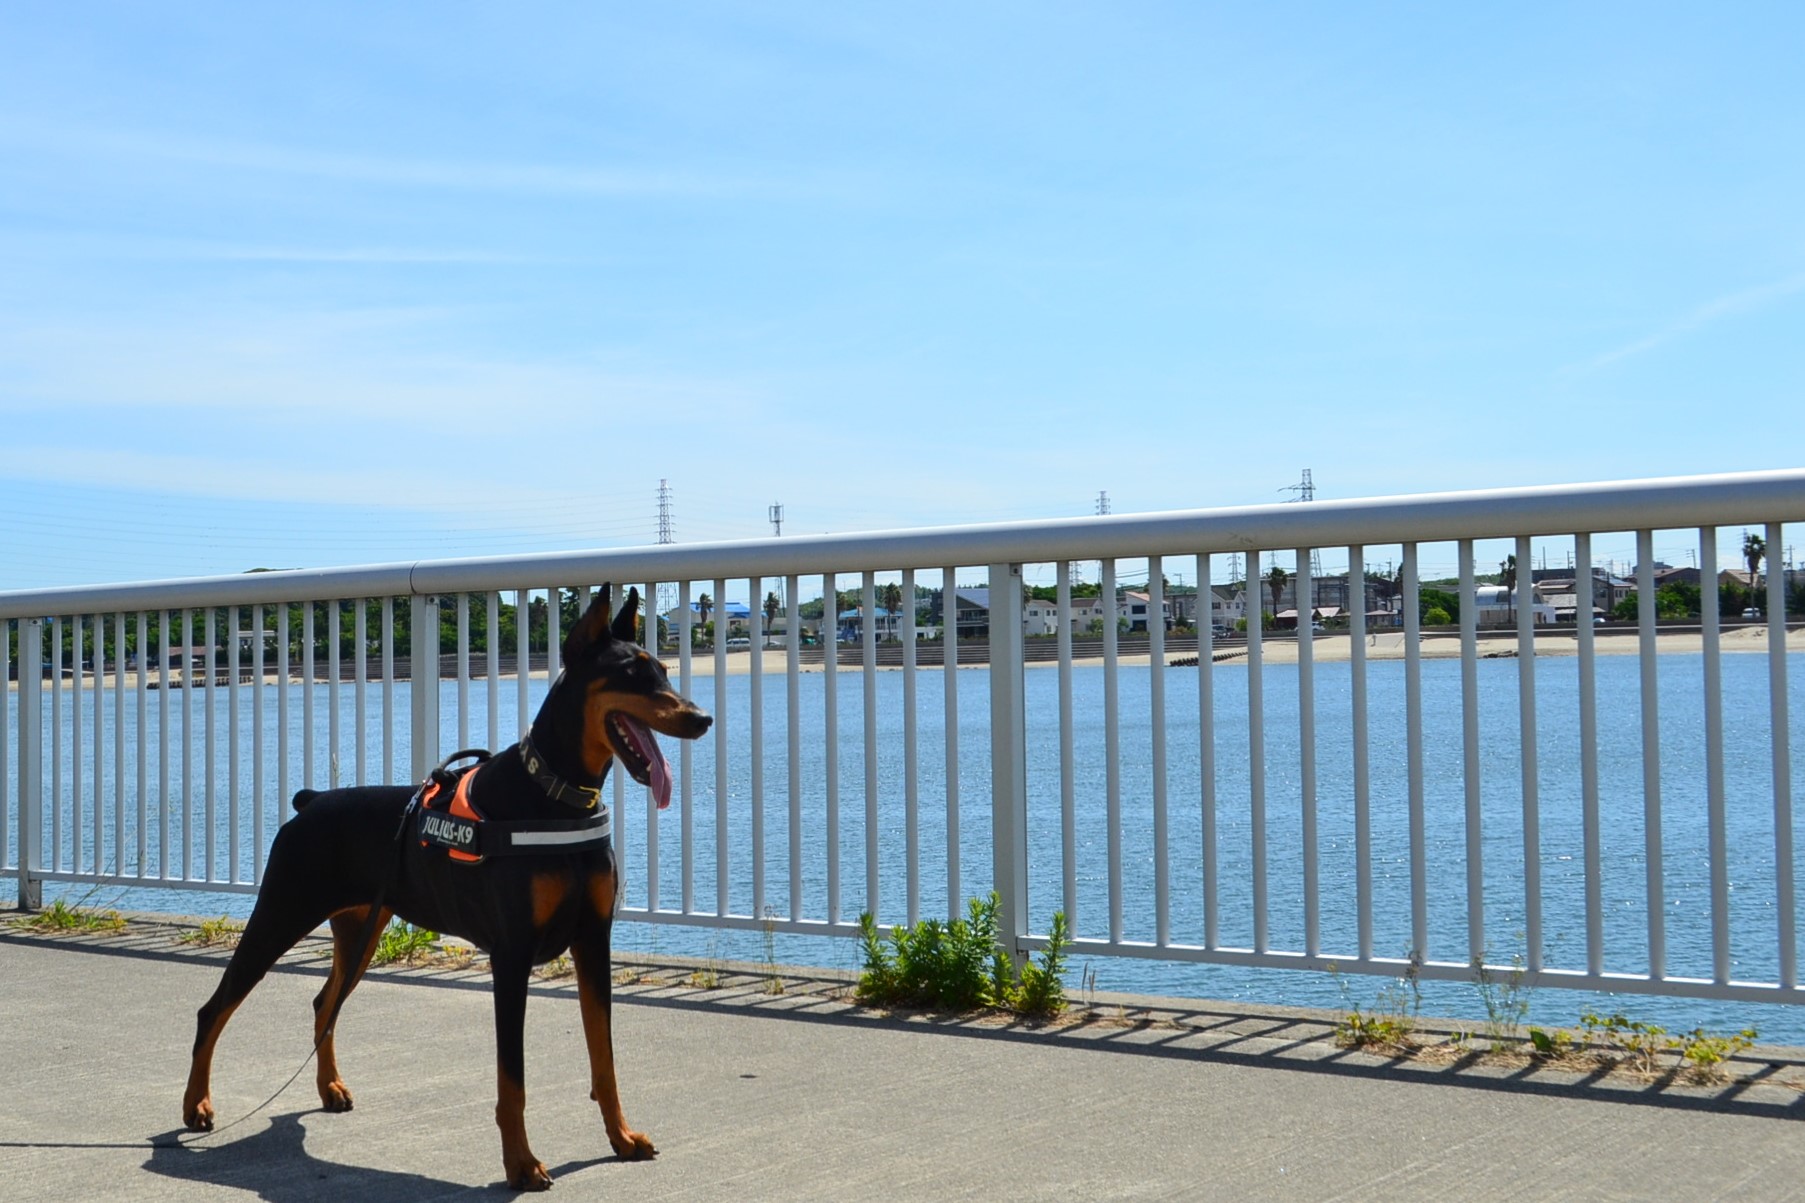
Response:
[544,583,711,808]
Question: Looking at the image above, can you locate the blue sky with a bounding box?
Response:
[2,3,1801,591]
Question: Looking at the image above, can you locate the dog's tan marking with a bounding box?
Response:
[572,942,656,1161]
[531,873,567,929]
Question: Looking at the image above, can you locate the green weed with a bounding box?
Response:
[856,892,1069,1017]
[14,899,127,935]
[1331,954,1423,1054]
[1676,1026,1758,1084]
[179,915,245,948]
[1472,952,1531,1047]
[370,919,440,966]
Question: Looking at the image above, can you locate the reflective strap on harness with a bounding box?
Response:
[417,769,612,864]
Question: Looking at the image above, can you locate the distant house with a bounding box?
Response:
[664,599,753,636]
[836,606,905,642]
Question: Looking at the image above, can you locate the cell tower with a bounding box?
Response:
[769,503,784,537]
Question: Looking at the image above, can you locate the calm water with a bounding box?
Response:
[7,651,1803,1041]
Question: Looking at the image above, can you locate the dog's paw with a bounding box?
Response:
[183,1095,215,1132]
[609,1129,657,1161]
[505,1158,553,1191]
[318,1078,355,1113]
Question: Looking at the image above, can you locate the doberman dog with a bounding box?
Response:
[181,584,711,1190]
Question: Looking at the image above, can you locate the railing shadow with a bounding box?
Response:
[10,924,1805,1124]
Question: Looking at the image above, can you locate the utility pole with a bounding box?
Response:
[768,503,784,537]
[1095,490,1111,516]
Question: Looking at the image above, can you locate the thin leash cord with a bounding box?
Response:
[177,794,420,1146]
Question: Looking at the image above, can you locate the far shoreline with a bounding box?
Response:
[9,626,1799,690]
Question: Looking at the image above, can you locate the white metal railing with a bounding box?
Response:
[2,470,1802,1008]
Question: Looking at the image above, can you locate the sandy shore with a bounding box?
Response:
[8,628,1799,690]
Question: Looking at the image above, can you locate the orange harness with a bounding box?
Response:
[413,754,613,866]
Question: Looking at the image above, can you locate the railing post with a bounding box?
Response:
[17,618,42,910]
[410,595,441,783]
[988,562,1028,964]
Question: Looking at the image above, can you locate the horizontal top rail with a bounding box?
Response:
[3,468,1802,617]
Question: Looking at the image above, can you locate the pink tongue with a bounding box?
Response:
[618,716,674,810]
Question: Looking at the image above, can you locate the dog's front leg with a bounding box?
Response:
[571,921,656,1160]
[491,949,552,1191]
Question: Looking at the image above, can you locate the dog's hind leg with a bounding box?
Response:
[312,905,392,1114]
[181,901,328,1131]
[571,879,655,1161]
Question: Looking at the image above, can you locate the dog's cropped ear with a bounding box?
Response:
[610,586,641,644]
[565,584,615,657]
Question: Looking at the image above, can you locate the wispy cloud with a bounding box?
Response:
[1571,270,1805,373]
[0,117,810,201]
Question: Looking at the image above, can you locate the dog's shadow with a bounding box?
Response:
[144,1111,607,1199]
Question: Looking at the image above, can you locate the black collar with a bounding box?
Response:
[517,733,603,811]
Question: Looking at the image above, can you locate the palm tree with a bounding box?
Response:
[878,582,904,640]
[1744,531,1766,617]
[1265,563,1288,625]
[763,591,781,645]
[1499,554,1517,626]
[696,593,712,647]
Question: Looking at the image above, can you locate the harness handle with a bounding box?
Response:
[428,748,492,792]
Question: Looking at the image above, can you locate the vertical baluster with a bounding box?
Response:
[862,571,879,921]
[943,566,960,919]
[1515,535,1542,972]
[1458,540,1483,963]
[1700,528,1729,984]
[715,576,729,918]
[1766,521,1796,988]
[1403,544,1426,960]
[1635,531,1664,979]
[115,613,127,877]
[204,606,216,880]
[678,581,693,914]
[1150,560,1170,947]
[749,574,765,924]
[486,592,502,751]
[1102,558,1122,943]
[328,601,340,789]
[382,597,395,784]
[1199,553,1219,951]
[353,599,367,787]
[1057,562,1077,935]
[1348,546,1370,962]
[1246,555,1267,953]
[72,614,83,874]
[277,604,289,855]
[252,605,265,882]
[823,572,839,925]
[1576,534,1602,976]
[902,568,920,927]
[135,612,148,878]
[457,594,470,752]
[181,610,192,879]
[158,612,171,879]
[302,604,315,790]
[786,573,802,921]
[227,606,240,883]
[1296,552,1316,957]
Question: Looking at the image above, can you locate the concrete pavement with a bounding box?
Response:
[4,916,1804,1201]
